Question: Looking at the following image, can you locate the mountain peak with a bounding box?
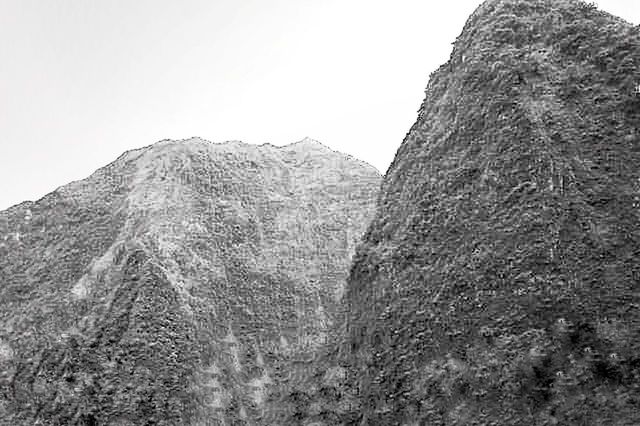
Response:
[0,133,381,425]
[286,137,329,150]
[346,1,640,424]
[297,136,322,145]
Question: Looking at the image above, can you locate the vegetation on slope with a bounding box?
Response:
[265,307,363,426]
[0,138,380,425]
[346,0,640,424]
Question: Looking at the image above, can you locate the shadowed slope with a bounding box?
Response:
[346,0,640,424]
[0,137,380,425]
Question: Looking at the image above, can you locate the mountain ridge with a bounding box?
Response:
[344,0,640,424]
[2,136,380,212]
[0,137,381,425]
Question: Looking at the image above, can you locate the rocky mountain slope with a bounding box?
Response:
[0,137,381,425]
[345,0,640,424]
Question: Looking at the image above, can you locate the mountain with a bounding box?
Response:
[0,137,381,425]
[345,0,640,424]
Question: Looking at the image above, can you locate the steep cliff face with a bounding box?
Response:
[0,137,381,425]
[346,0,640,424]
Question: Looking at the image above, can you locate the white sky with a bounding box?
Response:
[0,0,638,210]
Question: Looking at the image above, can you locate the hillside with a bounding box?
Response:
[0,137,381,425]
[345,0,640,424]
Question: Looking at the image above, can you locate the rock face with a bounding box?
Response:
[346,0,640,424]
[0,137,381,425]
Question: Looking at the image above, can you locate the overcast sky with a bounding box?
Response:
[0,0,638,210]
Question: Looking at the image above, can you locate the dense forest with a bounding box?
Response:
[2,0,639,425]
[0,139,380,425]
[343,0,640,424]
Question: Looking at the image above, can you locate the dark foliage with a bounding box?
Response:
[346,0,640,424]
